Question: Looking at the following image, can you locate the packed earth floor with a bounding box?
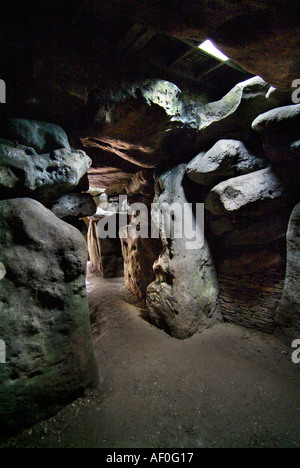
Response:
[2,270,300,449]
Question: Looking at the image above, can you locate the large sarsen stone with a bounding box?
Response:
[0,143,92,204]
[1,119,71,154]
[205,167,287,216]
[186,139,266,186]
[0,198,98,438]
[146,165,222,339]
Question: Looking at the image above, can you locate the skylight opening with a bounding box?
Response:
[198,40,229,62]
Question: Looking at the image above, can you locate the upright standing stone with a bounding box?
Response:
[276,203,300,338]
[0,198,98,438]
[146,165,222,339]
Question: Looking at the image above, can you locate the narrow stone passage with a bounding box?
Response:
[3,271,300,448]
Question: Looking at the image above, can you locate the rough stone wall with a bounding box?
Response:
[0,82,299,442]
[120,228,162,300]
[219,266,286,334]
[117,86,300,339]
[185,99,300,337]
[0,120,98,438]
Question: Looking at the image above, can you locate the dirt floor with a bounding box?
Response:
[2,271,300,448]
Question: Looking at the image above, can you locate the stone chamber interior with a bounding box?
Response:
[0,0,299,449]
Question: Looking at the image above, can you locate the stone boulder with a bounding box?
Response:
[276,203,300,338]
[205,167,288,216]
[82,77,275,170]
[0,198,98,438]
[252,105,300,194]
[0,143,92,204]
[1,119,71,154]
[252,104,300,135]
[120,225,162,300]
[186,140,266,186]
[51,193,96,222]
[252,105,300,163]
[193,77,274,148]
[146,165,222,339]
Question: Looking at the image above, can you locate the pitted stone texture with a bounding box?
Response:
[0,198,98,438]
[0,143,92,204]
[120,225,162,300]
[252,105,300,163]
[82,77,275,170]
[187,140,266,186]
[194,77,274,147]
[146,165,222,339]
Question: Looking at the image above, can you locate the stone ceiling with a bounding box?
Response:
[0,1,299,190]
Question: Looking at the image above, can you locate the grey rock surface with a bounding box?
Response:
[252,104,300,134]
[0,198,98,437]
[82,77,275,169]
[194,77,274,147]
[146,165,222,339]
[186,139,266,186]
[120,225,162,300]
[0,143,92,204]
[1,119,71,154]
[51,193,96,221]
[205,167,287,216]
[252,105,300,194]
